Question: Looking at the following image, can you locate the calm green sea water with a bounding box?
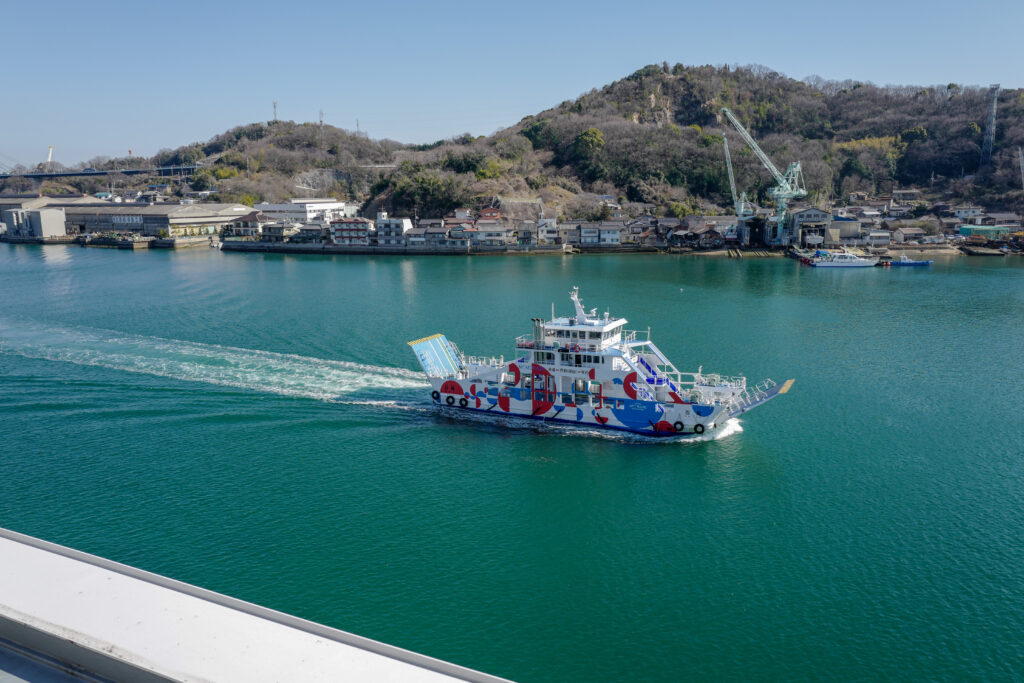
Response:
[1,245,1022,681]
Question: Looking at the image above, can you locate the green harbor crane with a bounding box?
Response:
[721,107,806,245]
[723,134,754,244]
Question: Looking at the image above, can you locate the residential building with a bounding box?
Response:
[425,226,449,247]
[981,212,1021,228]
[516,220,537,246]
[478,207,501,221]
[892,188,921,203]
[293,223,328,243]
[223,211,270,239]
[894,226,927,243]
[375,212,412,246]
[865,230,891,246]
[579,223,600,245]
[557,223,580,245]
[447,225,475,247]
[537,218,558,245]
[405,228,427,246]
[475,220,511,246]
[953,205,983,219]
[598,224,621,245]
[262,222,301,242]
[254,198,358,223]
[330,217,374,245]
[418,218,444,231]
[453,208,473,220]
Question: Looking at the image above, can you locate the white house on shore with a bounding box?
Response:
[374,212,412,246]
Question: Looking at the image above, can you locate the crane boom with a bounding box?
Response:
[721,108,785,186]
[724,134,739,212]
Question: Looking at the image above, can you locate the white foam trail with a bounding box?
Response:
[0,318,744,443]
[0,319,428,402]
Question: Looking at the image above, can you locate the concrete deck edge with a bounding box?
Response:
[0,527,512,683]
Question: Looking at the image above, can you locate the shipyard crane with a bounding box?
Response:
[723,134,754,219]
[721,108,806,245]
[723,134,754,245]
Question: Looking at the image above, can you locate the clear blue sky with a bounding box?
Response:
[3,0,1021,168]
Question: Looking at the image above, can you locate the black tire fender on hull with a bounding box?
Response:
[431,390,440,402]
[445,395,455,405]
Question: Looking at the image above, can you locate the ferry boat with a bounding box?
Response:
[408,288,793,437]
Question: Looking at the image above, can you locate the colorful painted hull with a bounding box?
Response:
[427,376,728,437]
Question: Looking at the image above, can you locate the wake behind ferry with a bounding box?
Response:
[408,288,793,437]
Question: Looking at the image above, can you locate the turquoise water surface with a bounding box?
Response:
[1,245,1022,681]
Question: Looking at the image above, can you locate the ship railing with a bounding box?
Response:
[465,355,505,368]
[729,379,776,410]
[694,372,747,389]
[622,329,651,342]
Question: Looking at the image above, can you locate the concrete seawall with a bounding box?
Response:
[221,242,576,256]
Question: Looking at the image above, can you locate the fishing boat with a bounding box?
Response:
[810,250,879,267]
[408,288,793,438]
[883,254,932,267]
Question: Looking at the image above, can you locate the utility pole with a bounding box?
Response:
[273,100,278,123]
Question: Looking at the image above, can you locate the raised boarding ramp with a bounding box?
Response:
[729,378,794,417]
[408,334,464,378]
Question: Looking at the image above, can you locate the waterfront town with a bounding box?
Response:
[1,191,1022,255]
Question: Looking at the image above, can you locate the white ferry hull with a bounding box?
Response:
[427,376,729,437]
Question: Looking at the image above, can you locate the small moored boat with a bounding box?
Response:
[883,254,932,267]
[810,250,879,267]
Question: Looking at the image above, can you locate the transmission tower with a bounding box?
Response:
[978,84,999,171]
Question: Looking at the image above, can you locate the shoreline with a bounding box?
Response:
[0,237,997,260]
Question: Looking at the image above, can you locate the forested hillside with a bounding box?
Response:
[17,64,1024,217]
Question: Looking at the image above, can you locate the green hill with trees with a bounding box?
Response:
[12,64,1023,217]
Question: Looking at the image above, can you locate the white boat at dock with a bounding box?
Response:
[810,250,879,267]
